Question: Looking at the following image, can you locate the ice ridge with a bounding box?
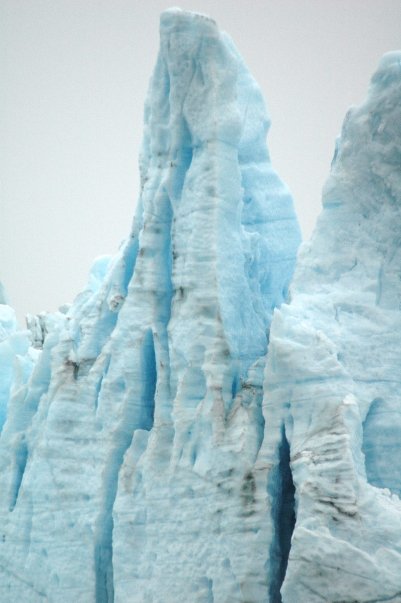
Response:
[0,9,300,602]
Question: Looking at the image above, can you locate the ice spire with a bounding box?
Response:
[0,9,300,602]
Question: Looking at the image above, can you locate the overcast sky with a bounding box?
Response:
[1,0,400,321]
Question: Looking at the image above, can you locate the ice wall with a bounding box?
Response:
[257,51,401,601]
[0,9,300,602]
[2,7,399,603]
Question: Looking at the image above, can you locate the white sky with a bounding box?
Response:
[1,0,400,321]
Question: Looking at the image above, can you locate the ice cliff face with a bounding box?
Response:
[1,7,400,602]
[258,51,401,601]
[0,9,300,602]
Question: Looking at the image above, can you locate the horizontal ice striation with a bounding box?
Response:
[0,9,300,603]
[256,51,401,602]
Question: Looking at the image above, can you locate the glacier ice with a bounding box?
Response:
[0,7,400,603]
[0,8,300,602]
[258,49,401,602]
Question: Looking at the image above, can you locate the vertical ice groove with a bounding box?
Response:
[139,329,157,430]
[267,426,295,603]
[9,438,28,512]
[95,329,157,603]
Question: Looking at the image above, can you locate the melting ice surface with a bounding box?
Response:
[0,8,400,603]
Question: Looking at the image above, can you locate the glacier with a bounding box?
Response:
[1,7,400,603]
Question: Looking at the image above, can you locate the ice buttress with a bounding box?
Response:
[0,9,300,602]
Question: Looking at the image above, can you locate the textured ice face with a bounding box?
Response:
[1,8,398,603]
[0,9,300,602]
[259,50,401,602]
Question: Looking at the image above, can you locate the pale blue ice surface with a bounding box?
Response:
[261,49,401,602]
[0,8,400,603]
[0,10,300,601]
